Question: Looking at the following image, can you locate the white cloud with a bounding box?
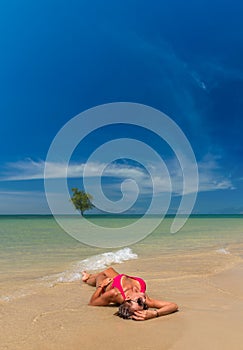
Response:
[0,155,234,196]
[0,154,235,214]
[197,154,235,192]
[0,159,146,181]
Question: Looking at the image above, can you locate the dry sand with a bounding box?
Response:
[1,259,243,350]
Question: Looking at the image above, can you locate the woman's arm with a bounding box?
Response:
[88,278,118,306]
[132,295,178,321]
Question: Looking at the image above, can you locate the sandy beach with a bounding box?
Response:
[1,253,243,350]
[1,0,243,348]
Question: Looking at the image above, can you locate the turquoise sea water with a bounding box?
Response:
[0,215,242,301]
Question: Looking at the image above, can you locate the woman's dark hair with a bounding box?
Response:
[114,301,134,319]
[114,298,148,319]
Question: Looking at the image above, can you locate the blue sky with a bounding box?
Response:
[0,0,243,214]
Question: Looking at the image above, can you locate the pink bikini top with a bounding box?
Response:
[111,274,146,300]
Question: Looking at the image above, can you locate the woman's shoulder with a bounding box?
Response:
[108,288,124,304]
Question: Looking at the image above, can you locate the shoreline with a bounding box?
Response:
[1,243,240,304]
[1,256,243,349]
[1,215,242,349]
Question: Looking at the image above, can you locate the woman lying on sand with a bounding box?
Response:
[82,267,178,321]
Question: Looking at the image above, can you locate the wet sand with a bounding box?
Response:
[1,256,243,350]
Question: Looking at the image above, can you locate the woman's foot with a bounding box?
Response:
[82,271,90,282]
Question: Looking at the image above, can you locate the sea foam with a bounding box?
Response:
[216,248,230,255]
[42,247,138,284]
[1,248,138,302]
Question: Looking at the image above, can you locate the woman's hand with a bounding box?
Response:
[99,277,113,289]
[132,309,157,321]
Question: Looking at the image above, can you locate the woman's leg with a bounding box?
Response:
[82,267,119,287]
[82,272,100,286]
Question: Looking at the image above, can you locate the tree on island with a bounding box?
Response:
[70,188,94,216]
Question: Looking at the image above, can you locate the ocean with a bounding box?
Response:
[0,215,242,302]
